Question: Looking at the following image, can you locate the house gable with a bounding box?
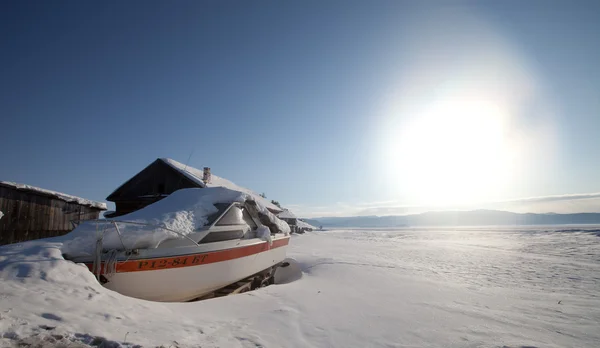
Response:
[106,159,199,202]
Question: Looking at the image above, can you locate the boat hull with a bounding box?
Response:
[84,236,290,302]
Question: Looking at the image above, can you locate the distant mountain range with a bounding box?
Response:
[302,210,600,228]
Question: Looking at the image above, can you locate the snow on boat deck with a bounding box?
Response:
[1,227,600,347]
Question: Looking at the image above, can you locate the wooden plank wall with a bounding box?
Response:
[0,185,104,245]
[108,160,198,216]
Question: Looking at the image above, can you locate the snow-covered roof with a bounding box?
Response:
[278,209,297,219]
[0,181,107,210]
[297,219,316,230]
[160,158,282,213]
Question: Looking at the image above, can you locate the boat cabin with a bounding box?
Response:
[124,199,284,250]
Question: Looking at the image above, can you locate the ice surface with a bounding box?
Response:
[0,181,107,209]
[60,187,249,257]
[2,226,600,347]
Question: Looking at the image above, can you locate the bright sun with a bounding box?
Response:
[387,98,515,206]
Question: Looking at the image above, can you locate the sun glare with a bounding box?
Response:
[373,7,559,209]
[388,97,515,206]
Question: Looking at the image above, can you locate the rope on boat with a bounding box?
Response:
[92,221,108,280]
[87,219,201,281]
[104,249,119,278]
[91,221,123,280]
[90,219,200,281]
[112,221,127,251]
[84,219,201,247]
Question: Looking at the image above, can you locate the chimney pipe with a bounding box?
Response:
[202,167,211,185]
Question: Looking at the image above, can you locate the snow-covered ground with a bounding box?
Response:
[1,226,599,347]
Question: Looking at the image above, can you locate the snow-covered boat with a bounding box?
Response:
[61,188,291,302]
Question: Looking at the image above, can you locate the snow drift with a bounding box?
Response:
[2,227,600,347]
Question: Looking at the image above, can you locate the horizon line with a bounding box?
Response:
[302,209,600,220]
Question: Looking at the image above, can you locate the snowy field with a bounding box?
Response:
[1,226,599,347]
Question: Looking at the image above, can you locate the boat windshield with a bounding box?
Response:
[204,203,258,230]
[216,205,258,229]
[216,206,246,226]
[205,203,231,226]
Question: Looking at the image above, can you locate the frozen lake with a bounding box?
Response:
[1,226,599,347]
[284,226,600,348]
[312,226,600,297]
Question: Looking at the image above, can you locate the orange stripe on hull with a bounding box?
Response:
[86,237,290,274]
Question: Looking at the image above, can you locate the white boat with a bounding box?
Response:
[65,197,291,302]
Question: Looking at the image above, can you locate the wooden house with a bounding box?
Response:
[277,209,298,226]
[105,158,282,218]
[0,181,107,245]
[276,209,315,233]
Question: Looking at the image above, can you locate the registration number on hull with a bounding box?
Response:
[138,254,208,270]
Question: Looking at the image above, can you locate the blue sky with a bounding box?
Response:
[2,1,600,217]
